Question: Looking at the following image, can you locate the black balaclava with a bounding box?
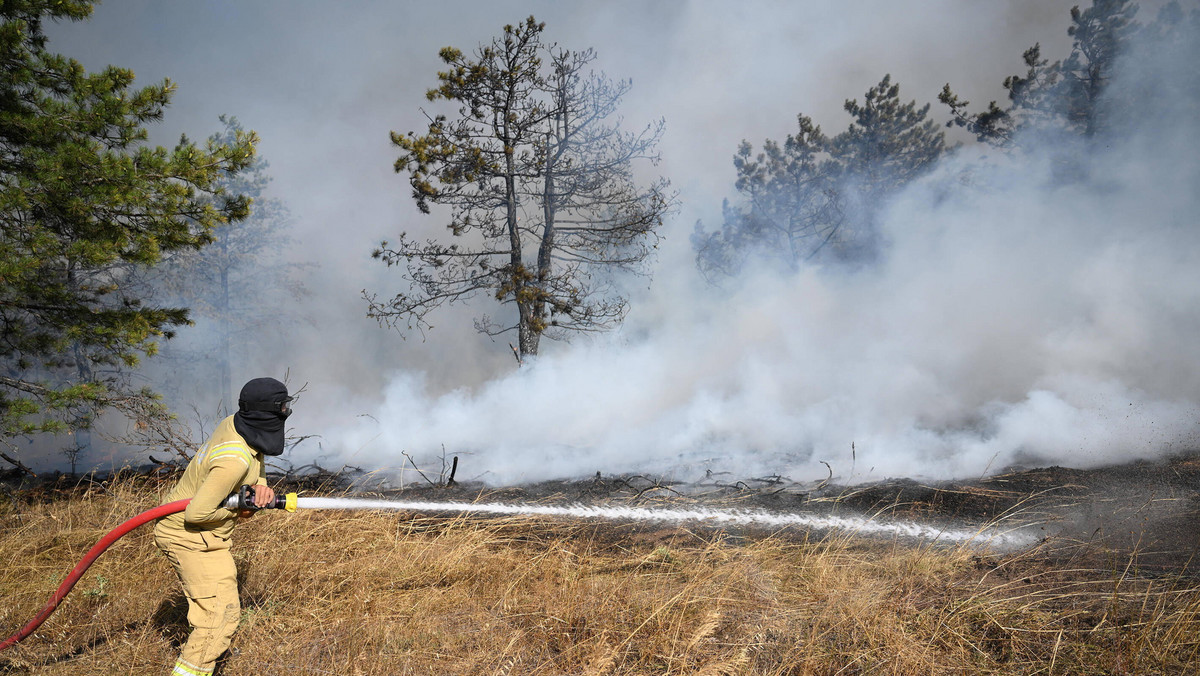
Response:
[233,377,292,456]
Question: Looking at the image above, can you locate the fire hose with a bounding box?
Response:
[0,485,296,653]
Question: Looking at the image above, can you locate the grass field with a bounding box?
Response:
[2,473,1200,675]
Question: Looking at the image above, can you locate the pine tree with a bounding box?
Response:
[0,1,256,469]
[692,116,842,279]
[939,0,1140,145]
[1061,0,1139,137]
[694,75,945,277]
[149,116,309,411]
[369,17,673,358]
[831,74,946,253]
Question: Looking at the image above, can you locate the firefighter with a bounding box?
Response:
[153,377,294,676]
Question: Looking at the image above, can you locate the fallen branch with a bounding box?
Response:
[402,451,437,487]
[816,461,833,491]
[0,450,36,477]
[632,477,683,502]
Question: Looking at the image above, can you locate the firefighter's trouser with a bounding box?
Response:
[154,528,240,676]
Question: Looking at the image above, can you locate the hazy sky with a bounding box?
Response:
[45,1,1198,484]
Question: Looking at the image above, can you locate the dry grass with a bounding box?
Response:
[2,476,1200,675]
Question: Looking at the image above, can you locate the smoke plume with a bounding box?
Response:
[301,11,1200,486]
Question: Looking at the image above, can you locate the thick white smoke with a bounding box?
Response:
[296,14,1200,486]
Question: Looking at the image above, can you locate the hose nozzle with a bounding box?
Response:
[223,485,298,512]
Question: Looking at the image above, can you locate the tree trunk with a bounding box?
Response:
[534,133,558,348]
[67,264,93,471]
[218,231,232,410]
[501,95,538,359]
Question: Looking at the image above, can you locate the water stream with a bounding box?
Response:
[294,497,1035,548]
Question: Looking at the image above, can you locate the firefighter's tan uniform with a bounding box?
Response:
[154,415,267,676]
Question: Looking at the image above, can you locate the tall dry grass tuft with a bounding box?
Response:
[2,476,1200,674]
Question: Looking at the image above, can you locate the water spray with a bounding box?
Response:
[1,485,1032,653]
[294,496,1032,546]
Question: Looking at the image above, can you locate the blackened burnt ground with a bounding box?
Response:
[358,452,1200,577]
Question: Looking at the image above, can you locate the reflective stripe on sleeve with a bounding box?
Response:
[205,441,251,467]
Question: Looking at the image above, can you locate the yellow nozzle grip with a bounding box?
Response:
[284,493,297,512]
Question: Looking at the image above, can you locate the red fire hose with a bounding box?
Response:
[0,498,190,653]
